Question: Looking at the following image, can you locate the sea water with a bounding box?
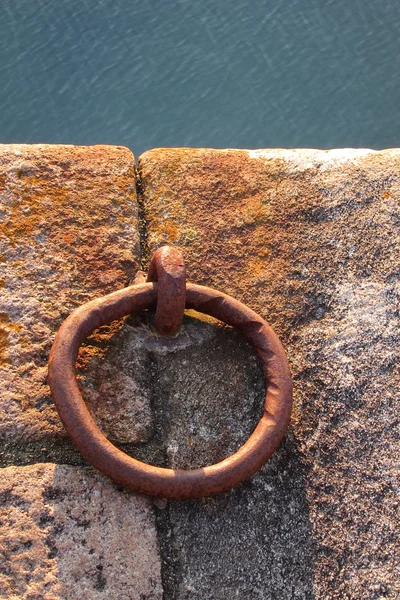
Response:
[0,0,399,156]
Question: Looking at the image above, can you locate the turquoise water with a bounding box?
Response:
[0,0,399,156]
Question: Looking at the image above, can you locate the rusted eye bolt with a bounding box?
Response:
[48,246,293,499]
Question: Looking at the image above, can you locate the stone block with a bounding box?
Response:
[0,145,152,453]
[138,148,400,600]
[0,463,162,600]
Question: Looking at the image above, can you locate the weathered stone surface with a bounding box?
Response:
[0,463,162,600]
[78,323,154,445]
[1,145,399,599]
[141,313,314,600]
[0,144,152,451]
[138,148,400,600]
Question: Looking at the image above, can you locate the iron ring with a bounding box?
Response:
[48,282,292,499]
[146,245,186,335]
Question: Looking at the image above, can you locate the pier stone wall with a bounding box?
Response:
[1,145,399,599]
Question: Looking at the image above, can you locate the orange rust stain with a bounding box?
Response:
[0,157,137,296]
[246,258,267,280]
[76,320,125,370]
[0,176,69,245]
[62,232,76,245]
[0,327,10,364]
[0,280,5,288]
[237,195,269,225]
[0,168,133,246]
[0,312,23,365]
[89,320,124,342]
[382,190,392,199]
[76,345,108,370]
[152,219,180,243]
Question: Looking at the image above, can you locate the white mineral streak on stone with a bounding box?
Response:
[299,278,399,452]
[247,147,394,171]
[0,464,163,600]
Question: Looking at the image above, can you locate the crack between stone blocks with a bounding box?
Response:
[134,154,177,600]
[134,158,151,271]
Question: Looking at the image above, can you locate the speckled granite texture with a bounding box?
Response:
[138,148,399,600]
[0,145,398,599]
[0,144,152,454]
[0,464,162,600]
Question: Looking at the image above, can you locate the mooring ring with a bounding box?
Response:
[48,282,292,499]
[147,245,186,335]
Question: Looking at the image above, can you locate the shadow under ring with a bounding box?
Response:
[48,282,293,499]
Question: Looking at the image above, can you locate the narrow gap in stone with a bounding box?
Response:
[134,154,179,600]
[155,503,180,600]
[134,158,151,271]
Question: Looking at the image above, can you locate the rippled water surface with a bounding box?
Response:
[1,0,399,155]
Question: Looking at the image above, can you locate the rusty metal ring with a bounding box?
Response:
[147,246,186,335]
[48,282,292,499]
